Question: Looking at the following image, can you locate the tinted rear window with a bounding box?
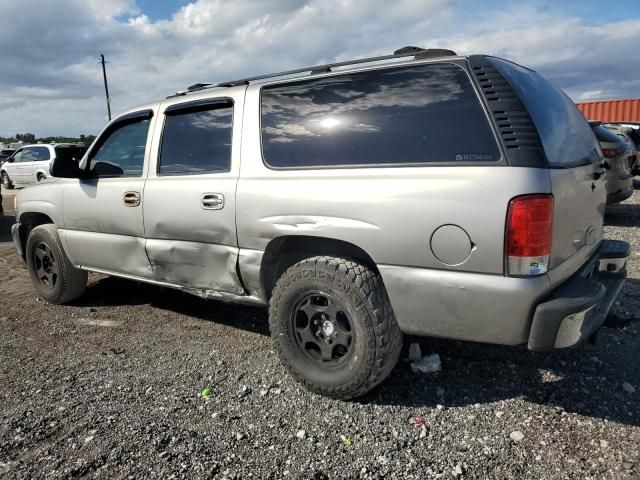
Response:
[55,146,87,161]
[489,58,600,167]
[261,63,500,168]
[593,126,626,144]
[159,102,233,175]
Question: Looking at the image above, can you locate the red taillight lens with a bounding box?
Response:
[505,194,553,276]
[602,148,617,158]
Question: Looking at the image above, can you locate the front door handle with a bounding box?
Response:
[201,193,224,210]
[123,191,141,207]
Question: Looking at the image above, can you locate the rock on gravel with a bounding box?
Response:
[623,382,636,394]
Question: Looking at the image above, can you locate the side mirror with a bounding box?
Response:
[50,155,81,178]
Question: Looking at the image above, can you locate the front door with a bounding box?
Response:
[59,110,156,278]
[142,93,245,294]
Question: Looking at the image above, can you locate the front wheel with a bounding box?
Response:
[1,171,13,189]
[269,256,403,399]
[26,224,87,304]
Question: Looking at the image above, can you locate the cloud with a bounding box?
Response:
[0,0,638,136]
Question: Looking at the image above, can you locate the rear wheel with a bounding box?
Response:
[1,171,13,189]
[269,256,403,399]
[26,224,87,304]
[36,173,46,182]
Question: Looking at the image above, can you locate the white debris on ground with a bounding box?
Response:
[408,342,442,374]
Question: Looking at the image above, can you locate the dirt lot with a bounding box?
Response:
[0,187,639,479]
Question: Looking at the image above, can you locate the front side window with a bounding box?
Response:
[159,102,233,175]
[261,63,500,168]
[10,150,23,162]
[19,148,39,162]
[89,118,150,177]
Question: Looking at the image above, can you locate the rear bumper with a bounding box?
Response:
[528,239,629,351]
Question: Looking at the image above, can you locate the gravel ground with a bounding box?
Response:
[0,187,639,479]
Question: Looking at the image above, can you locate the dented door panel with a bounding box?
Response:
[142,88,247,295]
[145,239,244,294]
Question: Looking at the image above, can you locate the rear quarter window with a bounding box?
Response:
[261,63,501,168]
[489,57,600,167]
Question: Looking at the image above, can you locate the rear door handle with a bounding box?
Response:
[201,193,224,210]
[123,191,141,207]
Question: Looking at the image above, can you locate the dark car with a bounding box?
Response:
[591,122,635,204]
[602,123,640,175]
[0,149,15,166]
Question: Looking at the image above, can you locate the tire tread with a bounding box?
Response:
[269,256,403,399]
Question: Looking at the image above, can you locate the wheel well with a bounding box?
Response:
[18,212,54,259]
[261,235,378,298]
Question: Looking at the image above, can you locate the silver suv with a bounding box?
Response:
[11,48,630,398]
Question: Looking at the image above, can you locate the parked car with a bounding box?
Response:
[590,122,635,204]
[0,149,15,166]
[11,48,630,398]
[602,123,640,175]
[1,144,86,189]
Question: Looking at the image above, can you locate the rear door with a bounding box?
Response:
[490,58,606,284]
[142,91,245,294]
[28,145,52,182]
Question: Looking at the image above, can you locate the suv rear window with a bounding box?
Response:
[261,63,500,168]
[489,57,600,167]
[594,126,627,144]
[55,146,87,161]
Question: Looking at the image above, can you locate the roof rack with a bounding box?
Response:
[169,46,457,97]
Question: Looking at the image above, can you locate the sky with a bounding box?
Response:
[0,0,639,137]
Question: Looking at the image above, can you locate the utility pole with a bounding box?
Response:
[100,54,111,121]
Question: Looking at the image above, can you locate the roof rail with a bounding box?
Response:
[169,46,457,97]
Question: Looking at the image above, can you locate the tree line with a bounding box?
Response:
[1,133,96,145]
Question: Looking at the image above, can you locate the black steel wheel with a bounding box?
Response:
[291,292,354,366]
[270,256,403,399]
[26,224,87,304]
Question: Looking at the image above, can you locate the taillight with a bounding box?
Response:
[505,194,553,276]
[602,148,617,158]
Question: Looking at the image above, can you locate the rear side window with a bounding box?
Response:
[261,63,500,168]
[489,58,600,167]
[159,101,233,175]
